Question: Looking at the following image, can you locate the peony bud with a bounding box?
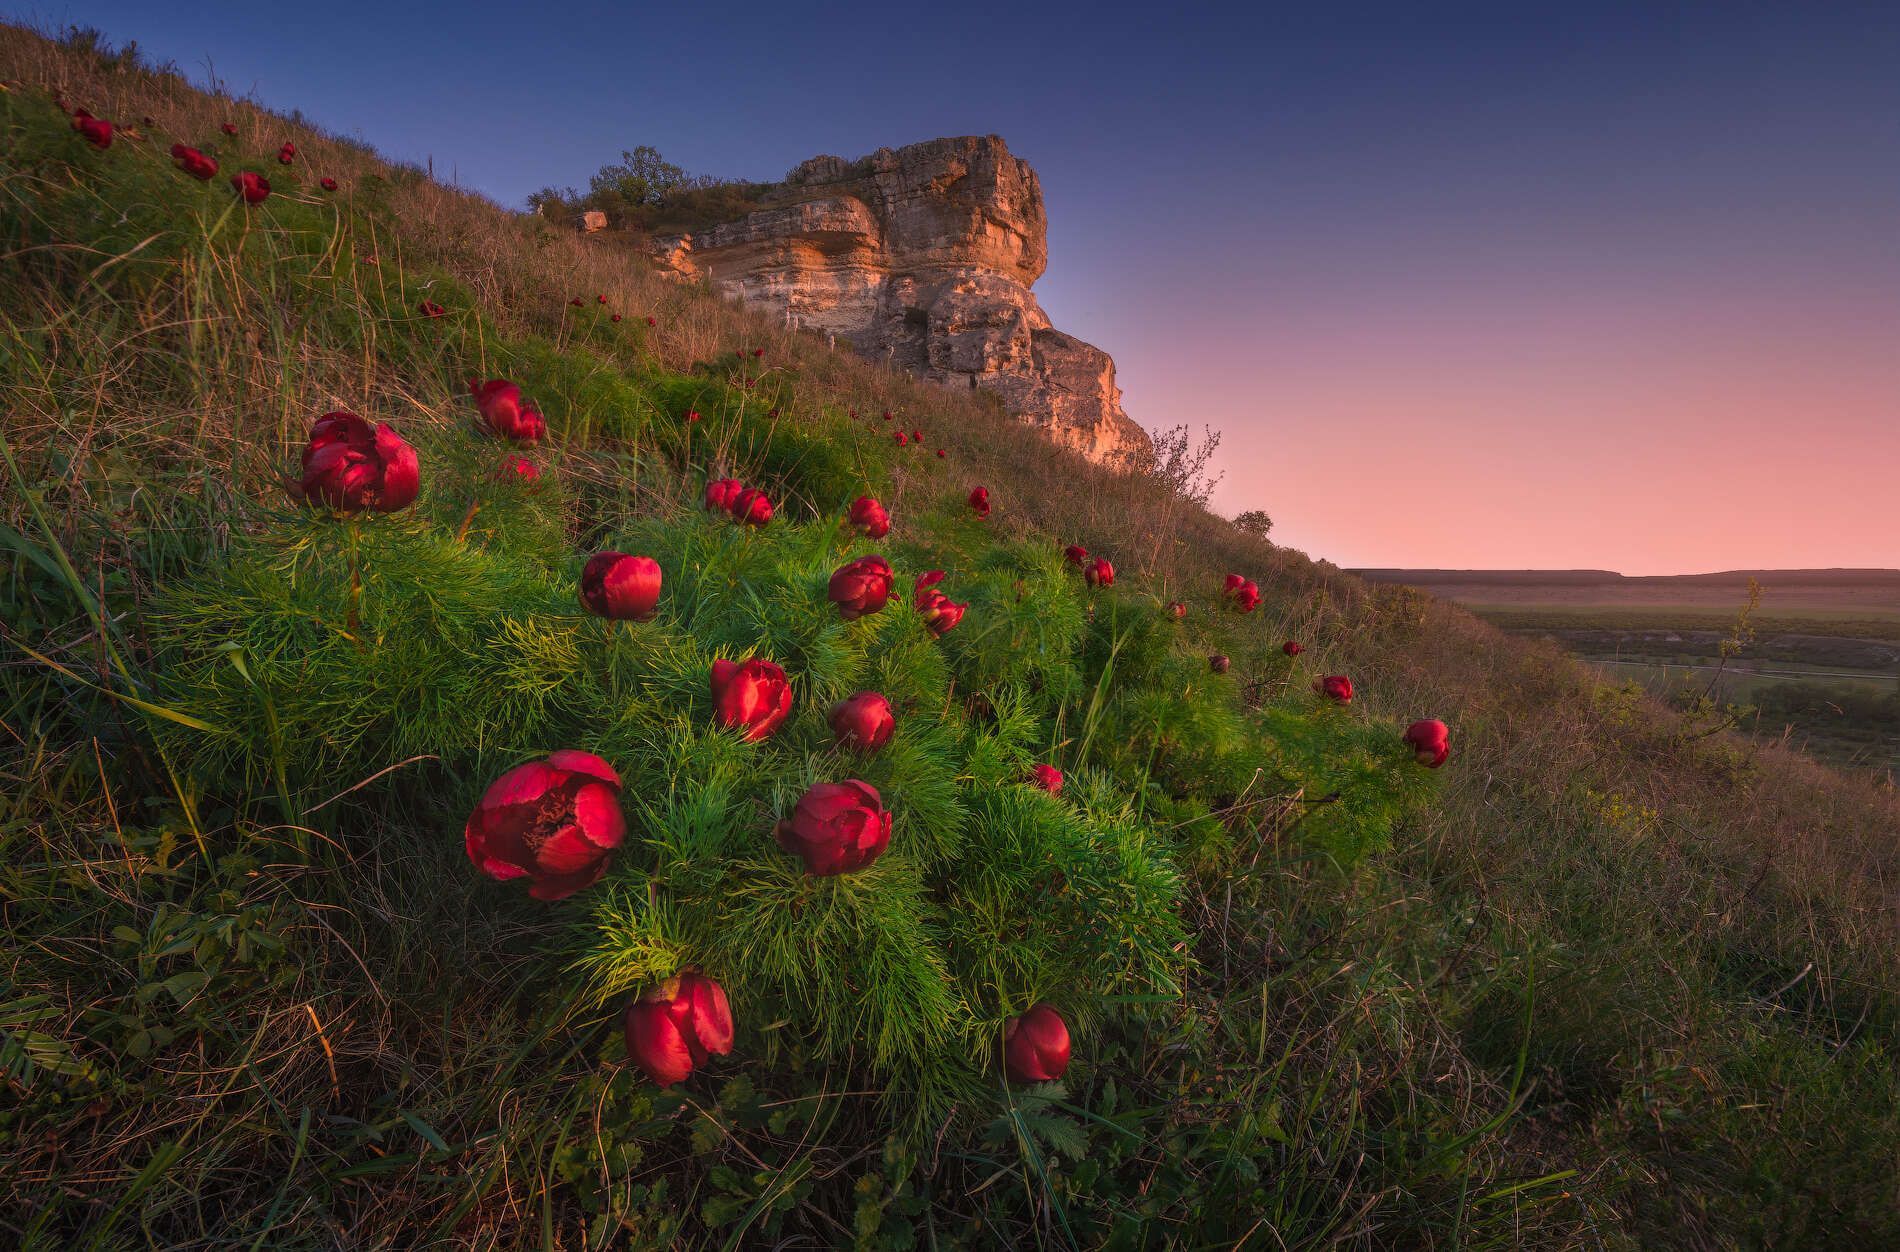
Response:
[967,486,991,519]
[828,691,895,752]
[221,122,239,135]
[623,970,733,1085]
[1283,640,1305,657]
[231,171,270,204]
[774,780,892,875]
[1084,558,1114,588]
[1209,654,1230,674]
[1403,719,1450,768]
[1031,764,1063,794]
[1064,545,1088,567]
[704,477,744,512]
[169,142,217,180]
[1166,601,1186,620]
[297,411,419,512]
[72,108,112,149]
[729,487,773,527]
[828,555,894,621]
[277,142,295,164]
[1316,675,1353,703]
[468,378,545,443]
[418,299,445,318]
[320,176,337,191]
[579,552,661,621]
[465,750,624,900]
[848,495,890,538]
[710,658,793,741]
[1221,575,1260,613]
[1003,1004,1070,1082]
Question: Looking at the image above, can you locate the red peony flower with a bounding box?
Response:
[1209,654,1231,674]
[775,780,891,876]
[623,970,732,1085]
[597,294,607,303]
[752,347,763,358]
[467,378,546,444]
[1084,558,1115,588]
[893,431,908,446]
[320,176,337,191]
[1316,675,1354,703]
[494,454,539,483]
[647,316,656,326]
[569,297,584,307]
[828,691,895,752]
[914,571,967,637]
[848,495,890,538]
[729,487,773,527]
[611,313,621,322]
[686,410,700,423]
[1064,545,1088,567]
[418,299,445,318]
[231,171,270,204]
[71,109,112,148]
[910,429,921,442]
[1166,601,1186,620]
[1031,764,1063,794]
[1283,640,1305,656]
[1221,575,1260,613]
[1403,719,1450,768]
[277,142,295,164]
[169,142,217,180]
[710,658,793,741]
[579,552,662,621]
[967,486,991,519]
[828,555,894,621]
[880,410,891,420]
[297,411,420,512]
[221,122,238,135]
[703,478,744,512]
[464,750,625,900]
[936,448,946,458]
[1003,1004,1071,1082]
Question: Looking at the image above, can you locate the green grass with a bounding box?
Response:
[6,22,1900,1250]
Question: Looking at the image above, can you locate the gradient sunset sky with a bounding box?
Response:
[14,0,1897,573]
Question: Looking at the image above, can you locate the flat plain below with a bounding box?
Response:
[1356,569,1900,778]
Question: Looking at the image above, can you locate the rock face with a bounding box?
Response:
[649,136,1148,465]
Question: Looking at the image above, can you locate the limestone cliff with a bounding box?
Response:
[648,136,1149,465]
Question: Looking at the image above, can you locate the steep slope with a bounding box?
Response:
[4,24,1900,1251]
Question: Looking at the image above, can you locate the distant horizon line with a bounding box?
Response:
[1347,566,1900,582]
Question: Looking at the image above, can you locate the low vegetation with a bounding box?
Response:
[4,23,1900,1250]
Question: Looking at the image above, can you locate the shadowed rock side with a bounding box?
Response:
[648,136,1150,465]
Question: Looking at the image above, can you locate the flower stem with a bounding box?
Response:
[454,497,480,543]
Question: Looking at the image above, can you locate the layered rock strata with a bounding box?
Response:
[648,136,1147,465]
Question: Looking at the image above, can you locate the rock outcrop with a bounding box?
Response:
[648,136,1148,465]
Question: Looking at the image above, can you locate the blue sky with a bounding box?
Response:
[13,0,1898,571]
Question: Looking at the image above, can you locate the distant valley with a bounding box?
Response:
[1356,568,1900,779]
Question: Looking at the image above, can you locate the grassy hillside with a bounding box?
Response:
[5,24,1900,1250]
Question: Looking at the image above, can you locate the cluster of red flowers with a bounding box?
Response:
[704,477,773,526]
[1221,573,1261,613]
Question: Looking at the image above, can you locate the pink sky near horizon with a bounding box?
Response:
[1081,223,1900,577]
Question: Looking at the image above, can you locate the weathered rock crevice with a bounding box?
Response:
[648,135,1148,465]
